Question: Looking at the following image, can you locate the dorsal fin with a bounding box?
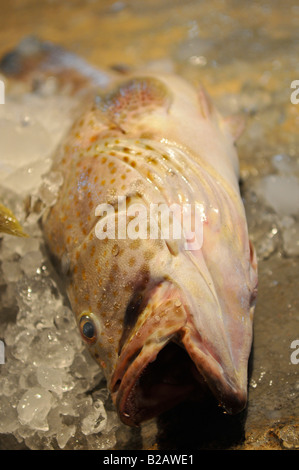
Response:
[197,84,215,119]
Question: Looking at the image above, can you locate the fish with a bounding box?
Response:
[1,38,258,426]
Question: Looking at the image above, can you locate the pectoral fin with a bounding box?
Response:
[222,114,246,142]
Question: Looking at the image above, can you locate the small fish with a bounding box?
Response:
[2,39,258,426]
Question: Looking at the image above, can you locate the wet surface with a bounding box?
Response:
[0,0,298,450]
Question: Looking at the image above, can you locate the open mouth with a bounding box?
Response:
[112,339,207,426]
[110,281,249,426]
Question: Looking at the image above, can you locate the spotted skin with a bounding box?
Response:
[43,74,258,426]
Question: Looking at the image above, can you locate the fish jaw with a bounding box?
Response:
[110,281,195,426]
[181,323,249,416]
[110,280,252,426]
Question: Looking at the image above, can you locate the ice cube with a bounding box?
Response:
[2,157,53,196]
[282,218,299,256]
[38,171,64,207]
[19,364,39,389]
[1,233,40,260]
[1,259,22,283]
[31,329,75,369]
[0,116,52,172]
[37,366,74,397]
[255,174,299,217]
[272,154,299,174]
[81,399,107,435]
[54,306,75,332]
[0,375,19,398]
[56,422,76,449]
[20,250,44,277]
[0,396,19,434]
[10,329,34,363]
[17,387,53,431]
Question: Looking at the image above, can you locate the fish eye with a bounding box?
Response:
[79,314,97,344]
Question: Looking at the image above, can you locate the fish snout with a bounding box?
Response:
[110,280,251,425]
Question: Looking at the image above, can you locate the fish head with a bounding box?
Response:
[43,73,258,426]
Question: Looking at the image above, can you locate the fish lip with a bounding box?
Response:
[181,327,249,415]
[112,341,167,426]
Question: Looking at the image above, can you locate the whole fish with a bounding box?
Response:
[1,38,258,426]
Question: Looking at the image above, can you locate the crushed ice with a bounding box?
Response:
[252,154,299,257]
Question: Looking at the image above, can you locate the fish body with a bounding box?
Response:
[1,38,258,426]
[43,73,258,425]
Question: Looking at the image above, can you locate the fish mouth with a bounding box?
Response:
[112,339,207,426]
[110,282,248,426]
